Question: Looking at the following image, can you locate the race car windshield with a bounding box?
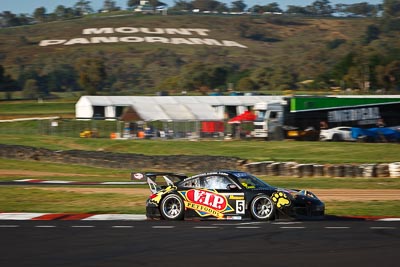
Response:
[235,174,272,189]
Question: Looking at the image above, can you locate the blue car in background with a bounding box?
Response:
[320,126,400,142]
[352,127,400,142]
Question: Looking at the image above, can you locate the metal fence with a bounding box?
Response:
[0,119,234,140]
[0,119,122,138]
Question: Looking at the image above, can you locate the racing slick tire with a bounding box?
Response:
[250,195,276,221]
[160,194,185,220]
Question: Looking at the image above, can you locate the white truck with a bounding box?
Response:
[252,101,285,140]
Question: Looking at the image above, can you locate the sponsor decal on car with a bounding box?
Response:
[271,191,291,208]
[149,186,177,204]
[229,195,244,200]
[180,189,234,218]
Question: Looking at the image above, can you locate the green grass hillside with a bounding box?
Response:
[0,100,75,118]
[0,14,372,94]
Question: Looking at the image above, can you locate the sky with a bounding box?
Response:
[1,0,383,14]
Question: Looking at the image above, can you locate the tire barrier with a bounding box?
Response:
[1,144,399,178]
[0,144,244,173]
[389,162,400,178]
[244,162,262,173]
[360,164,377,178]
[376,164,390,177]
[281,162,297,177]
[343,165,357,178]
[324,165,334,177]
[313,165,325,177]
[267,162,281,176]
[294,164,314,178]
[243,161,400,178]
[259,161,275,175]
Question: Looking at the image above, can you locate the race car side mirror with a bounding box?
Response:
[227,184,239,190]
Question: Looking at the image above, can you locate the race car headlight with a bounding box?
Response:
[298,190,318,199]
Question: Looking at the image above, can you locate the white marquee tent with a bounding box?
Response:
[75,95,284,121]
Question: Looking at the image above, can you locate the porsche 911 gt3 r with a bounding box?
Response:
[132,170,325,221]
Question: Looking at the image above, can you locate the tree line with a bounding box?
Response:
[0,1,388,28]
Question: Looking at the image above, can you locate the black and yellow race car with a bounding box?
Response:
[132,170,325,221]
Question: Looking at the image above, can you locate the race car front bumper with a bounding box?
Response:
[293,203,325,219]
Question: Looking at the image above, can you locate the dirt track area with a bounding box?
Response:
[308,189,400,201]
[31,187,400,201]
[32,187,151,197]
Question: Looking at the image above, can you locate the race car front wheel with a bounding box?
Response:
[250,195,275,220]
[160,194,184,220]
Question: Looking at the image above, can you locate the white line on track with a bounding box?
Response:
[0,225,399,231]
[272,221,303,225]
[212,223,240,226]
[236,221,266,225]
[82,214,146,221]
[211,222,265,226]
[370,227,397,229]
[280,226,306,229]
[325,226,351,229]
[377,218,400,222]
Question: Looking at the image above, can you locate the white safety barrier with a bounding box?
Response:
[389,162,400,178]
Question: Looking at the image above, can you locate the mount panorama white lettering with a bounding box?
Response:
[39,27,248,49]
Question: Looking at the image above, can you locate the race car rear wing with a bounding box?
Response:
[131,172,187,194]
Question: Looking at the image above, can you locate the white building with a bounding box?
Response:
[75,95,284,121]
[133,0,168,13]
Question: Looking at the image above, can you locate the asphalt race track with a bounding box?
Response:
[1,219,399,267]
[1,181,399,266]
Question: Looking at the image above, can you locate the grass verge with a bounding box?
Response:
[325,201,400,217]
[0,187,146,214]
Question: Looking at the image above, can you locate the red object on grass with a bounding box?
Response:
[201,121,224,132]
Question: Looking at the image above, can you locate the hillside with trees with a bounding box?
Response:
[1,0,400,99]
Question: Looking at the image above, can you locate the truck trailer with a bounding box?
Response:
[252,96,400,141]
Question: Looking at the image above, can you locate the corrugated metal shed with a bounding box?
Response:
[75,95,284,121]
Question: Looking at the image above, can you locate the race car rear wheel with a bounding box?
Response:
[332,134,341,142]
[160,194,184,220]
[250,195,275,221]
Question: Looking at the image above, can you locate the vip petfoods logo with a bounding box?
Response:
[39,27,248,48]
[180,189,233,218]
